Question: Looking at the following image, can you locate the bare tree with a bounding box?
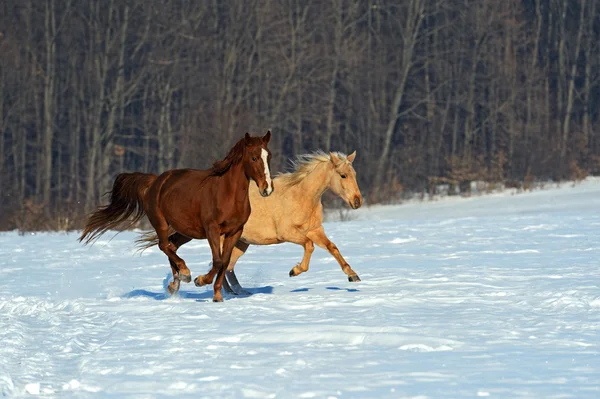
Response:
[1,0,600,230]
[373,0,426,197]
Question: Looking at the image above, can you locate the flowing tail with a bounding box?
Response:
[79,172,158,245]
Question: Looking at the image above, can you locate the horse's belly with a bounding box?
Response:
[240,220,278,245]
[170,221,205,240]
[241,235,282,245]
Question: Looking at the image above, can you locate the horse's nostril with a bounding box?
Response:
[353,197,361,208]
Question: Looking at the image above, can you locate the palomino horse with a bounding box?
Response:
[80,131,273,302]
[139,150,362,295]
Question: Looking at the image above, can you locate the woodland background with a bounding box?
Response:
[0,0,598,230]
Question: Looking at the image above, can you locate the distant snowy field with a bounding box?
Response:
[1,179,600,398]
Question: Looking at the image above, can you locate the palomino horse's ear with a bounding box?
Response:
[244,132,251,145]
[347,151,356,163]
[263,130,272,144]
[329,152,342,166]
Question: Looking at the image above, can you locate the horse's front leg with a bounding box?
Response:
[213,229,244,301]
[194,224,222,289]
[307,226,360,282]
[288,238,315,277]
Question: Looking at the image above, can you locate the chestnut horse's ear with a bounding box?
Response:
[263,130,272,144]
[347,151,356,163]
[244,132,251,145]
[329,152,342,166]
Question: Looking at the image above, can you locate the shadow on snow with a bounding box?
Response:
[121,274,274,301]
[291,286,360,293]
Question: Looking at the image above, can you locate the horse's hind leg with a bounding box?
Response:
[168,233,192,283]
[147,212,190,295]
[307,227,360,282]
[160,236,190,295]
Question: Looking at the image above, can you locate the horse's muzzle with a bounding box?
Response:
[350,196,362,209]
[260,188,272,197]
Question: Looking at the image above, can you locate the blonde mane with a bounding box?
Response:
[277,151,348,188]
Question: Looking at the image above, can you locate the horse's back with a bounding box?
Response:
[159,168,211,181]
[157,168,211,194]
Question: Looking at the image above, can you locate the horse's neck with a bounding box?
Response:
[296,162,331,206]
[223,163,250,202]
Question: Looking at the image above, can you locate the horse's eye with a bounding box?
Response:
[252,157,257,162]
[341,174,347,179]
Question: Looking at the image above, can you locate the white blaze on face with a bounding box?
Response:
[261,148,273,195]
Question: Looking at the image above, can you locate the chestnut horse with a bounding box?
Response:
[80,131,273,302]
[139,150,362,295]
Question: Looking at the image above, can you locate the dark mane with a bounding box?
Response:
[210,134,265,176]
[210,137,247,176]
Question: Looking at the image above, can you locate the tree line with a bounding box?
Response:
[0,0,598,230]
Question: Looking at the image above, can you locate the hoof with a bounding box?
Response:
[167,281,180,295]
[194,276,206,287]
[348,275,361,282]
[179,272,191,283]
[212,297,223,303]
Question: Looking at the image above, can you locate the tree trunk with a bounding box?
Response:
[464,45,479,163]
[560,0,585,166]
[42,0,57,208]
[294,80,304,155]
[525,0,543,171]
[84,0,114,210]
[101,4,129,192]
[69,68,81,207]
[324,0,343,151]
[581,0,596,150]
[556,0,566,152]
[158,79,175,173]
[0,79,4,192]
[373,0,425,196]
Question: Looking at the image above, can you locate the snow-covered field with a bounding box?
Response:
[1,180,600,398]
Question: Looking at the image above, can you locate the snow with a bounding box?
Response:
[1,179,600,398]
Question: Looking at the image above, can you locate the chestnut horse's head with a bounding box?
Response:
[329,151,362,209]
[243,130,273,197]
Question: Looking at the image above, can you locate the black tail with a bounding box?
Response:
[79,172,157,245]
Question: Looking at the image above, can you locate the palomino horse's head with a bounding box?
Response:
[243,130,273,197]
[329,151,362,209]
